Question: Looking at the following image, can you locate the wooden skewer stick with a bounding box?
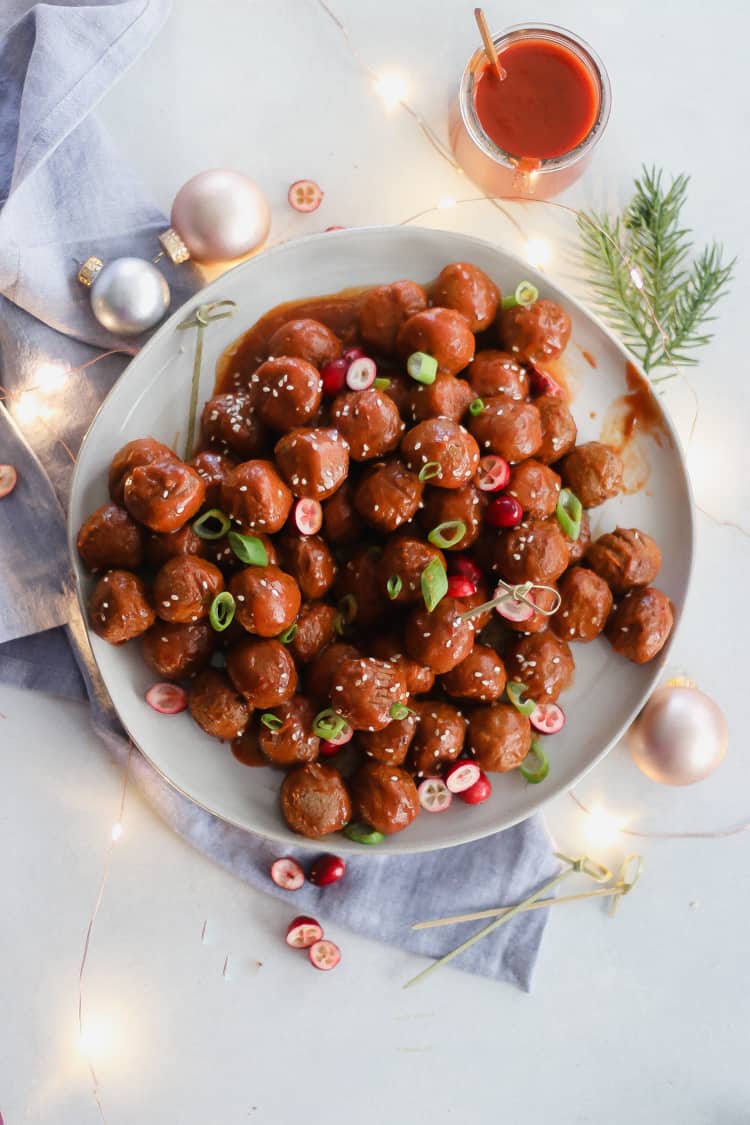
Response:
[411,886,624,930]
[474,8,506,80]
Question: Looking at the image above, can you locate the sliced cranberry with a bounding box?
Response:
[446,576,477,598]
[494,594,534,623]
[292,497,323,535]
[345,356,377,391]
[145,683,188,714]
[448,554,483,585]
[528,363,563,397]
[485,496,523,529]
[270,857,305,890]
[476,455,510,492]
[530,702,566,734]
[288,179,323,213]
[0,464,18,499]
[444,760,481,794]
[286,915,324,948]
[459,771,492,805]
[321,358,349,397]
[309,854,346,886]
[318,740,341,757]
[309,938,341,970]
[417,777,453,813]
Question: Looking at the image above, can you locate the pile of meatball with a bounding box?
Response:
[77,262,674,840]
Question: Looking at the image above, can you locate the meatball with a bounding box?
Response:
[405,597,475,673]
[77,502,144,572]
[506,460,561,519]
[506,631,574,702]
[304,642,359,703]
[221,459,293,533]
[401,418,480,490]
[322,481,365,546]
[441,644,506,702]
[358,712,418,765]
[88,570,155,644]
[188,668,250,741]
[229,565,301,636]
[288,601,338,664]
[468,703,532,772]
[535,395,577,464]
[153,555,224,623]
[460,579,493,632]
[410,700,467,775]
[586,527,662,594]
[281,762,352,838]
[144,524,205,570]
[503,584,560,635]
[274,427,349,500]
[189,450,235,507]
[468,397,543,463]
[253,356,323,431]
[369,634,436,696]
[551,568,613,642]
[353,459,423,533]
[494,517,569,585]
[141,620,214,680]
[359,280,428,355]
[565,510,590,565]
[108,437,175,505]
[330,656,408,732]
[559,442,623,509]
[350,761,419,835]
[407,374,475,423]
[431,262,500,332]
[380,370,414,418]
[421,484,483,550]
[278,533,336,599]
[200,393,267,460]
[397,307,475,377]
[498,298,571,362]
[467,350,529,400]
[123,458,206,533]
[258,695,319,766]
[605,587,674,664]
[379,537,445,605]
[266,317,342,369]
[331,388,404,460]
[334,545,389,627]
[227,637,298,707]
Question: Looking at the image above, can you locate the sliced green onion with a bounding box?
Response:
[427,520,467,549]
[389,702,416,720]
[343,822,385,845]
[260,712,283,731]
[373,376,391,390]
[421,556,448,612]
[278,622,298,643]
[418,461,442,482]
[501,281,540,310]
[506,681,536,717]
[469,397,485,416]
[386,575,403,600]
[337,594,357,623]
[208,591,235,632]
[406,351,438,385]
[227,531,268,566]
[333,613,346,636]
[193,508,231,540]
[519,738,550,783]
[312,709,347,740]
[555,488,583,541]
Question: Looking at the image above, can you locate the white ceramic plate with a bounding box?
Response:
[68,226,693,854]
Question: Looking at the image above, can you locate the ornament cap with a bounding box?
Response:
[159,228,191,265]
[78,256,104,287]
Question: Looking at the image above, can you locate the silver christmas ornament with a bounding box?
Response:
[628,682,728,786]
[79,256,170,336]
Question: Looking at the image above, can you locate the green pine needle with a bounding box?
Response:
[578,166,735,375]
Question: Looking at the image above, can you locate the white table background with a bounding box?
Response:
[3,1,749,1121]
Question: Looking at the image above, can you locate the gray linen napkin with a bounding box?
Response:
[0,0,559,988]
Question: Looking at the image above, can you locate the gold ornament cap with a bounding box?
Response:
[78,256,104,287]
[158,228,191,264]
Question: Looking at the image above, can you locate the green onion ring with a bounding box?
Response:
[386,575,403,600]
[555,488,583,541]
[312,709,347,740]
[427,521,467,549]
[389,702,416,721]
[260,712,283,731]
[193,508,231,540]
[208,591,235,632]
[278,623,298,643]
[227,531,268,566]
[406,351,438,385]
[418,461,442,482]
[519,738,550,783]
[469,397,485,416]
[506,681,536,717]
[421,556,448,612]
[501,281,540,310]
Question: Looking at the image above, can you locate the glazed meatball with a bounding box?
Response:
[353,459,423,533]
[467,350,529,400]
[358,712,418,765]
[441,644,506,702]
[334,546,389,627]
[123,458,206,533]
[230,565,301,636]
[144,524,205,570]
[506,631,574,702]
[221,459,293,533]
[281,762,352,838]
[535,395,578,464]
[397,307,475,377]
[188,668,250,741]
[153,555,224,623]
[405,597,475,673]
[551,568,613,642]
[410,700,467,775]
[189,450,235,507]
[89,570,155,644]
[503,584,560,635]
[266,317,342,369]
[108,437,175,504]
[506,460,561,519]
[586,527,662,594]
[369,634,436,696]
[498,298,571,362]
[379,537,445,604]
[200,394,267,460]
[227,637,298,707]
[274,427,349,500]
[331,388,404,460]
[431,262,500,332]
[559,442,623,509]
[494,517,569,586]
[401,418,480,490]
[350,761,419,835]
[468,703,532,772]
[258,695,319,765]
[322,481,365,546]
[141,620,214,680]
[305,642,360,703]
[253,356,323,431]
[278,533,336,599]
[330,656,408,732]
[380,369,414,418]
[565,510,590,565]
[408,374,475,423]
[288,602,338,664]
[420,484,483,550]
[77,502,144,572]
[359,280,428,355]
[606,587,674,664]
[468,398,543,463]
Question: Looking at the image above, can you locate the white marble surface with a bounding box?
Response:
[2,1,750,1121]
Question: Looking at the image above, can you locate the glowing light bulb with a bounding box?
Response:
[34,362,68,393]
[374,72,408,110]
[524,238,552,269]
[14,392,53,426]
[437,196,457,210]
[629,266,644,290]
[111,822,123,842]
[582,805,627,848]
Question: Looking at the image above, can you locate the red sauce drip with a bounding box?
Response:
[474,39,599,160]
[581,349,597,368]
[600,361,672,494]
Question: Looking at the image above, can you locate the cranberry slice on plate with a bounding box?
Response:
[530,702,565,734]
[286,915,324,948]
[309,938,341,970]
[270,857,305,890]
[288,179,324,213]
[345,357,377,391]
[417,777,453,813]
[444,760,481,794]
[145,683,188,714]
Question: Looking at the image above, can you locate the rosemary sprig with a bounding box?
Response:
[578,166,735,376]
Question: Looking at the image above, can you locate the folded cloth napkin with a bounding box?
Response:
[0,0,559,989]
